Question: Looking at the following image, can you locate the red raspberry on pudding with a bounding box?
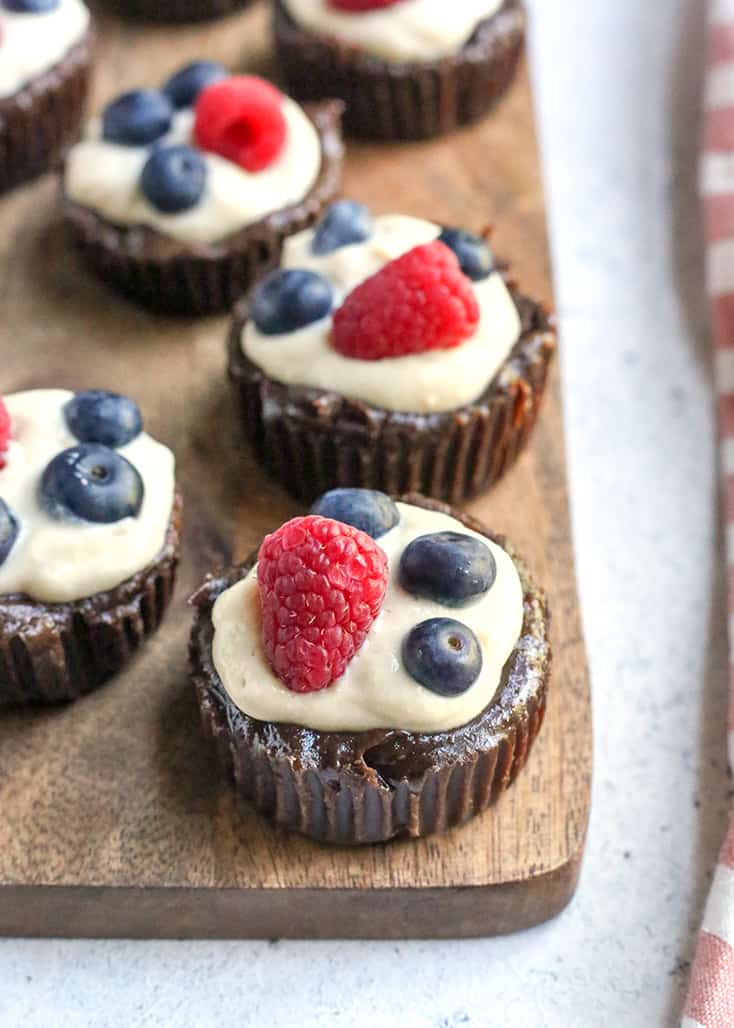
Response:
[332,240,480,360]
[194,76,287,173]
[257,514,389,693]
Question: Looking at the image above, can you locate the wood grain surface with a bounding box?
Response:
[0,1,592,938]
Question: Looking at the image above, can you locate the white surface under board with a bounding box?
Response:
[0,0,725,1025]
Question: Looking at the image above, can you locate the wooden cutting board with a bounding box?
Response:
[0,1,592,938]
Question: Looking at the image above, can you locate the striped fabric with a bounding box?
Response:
[684,1,734,1024]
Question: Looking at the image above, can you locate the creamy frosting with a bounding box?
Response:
[0,390,175,604]
[0,0,89,100]
[282,0,503,62]
[242,214,522,413]
[64,98,321,246]
[211,502,523,733]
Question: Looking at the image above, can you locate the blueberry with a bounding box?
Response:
[438,227,494,282]
[251,269,333,335]
[40,445,144,524]
[1,0,58,10]
[102,90,173,146]
[311,201,373,255]
[162,61,227,109]
[399,531,496,607]
[402,618,482,696]
[310,488,399,539]
[64,390,143,449]
[0,498,19,566]
[141,144,207,214]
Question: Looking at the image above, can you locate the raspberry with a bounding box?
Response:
[328,0,402,10]
[257,515,389,693]
[332,241,480,361]
[194,76,286,173]
[0,397,10,470]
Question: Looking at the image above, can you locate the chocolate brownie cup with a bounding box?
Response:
[0,0,92,193]
[190,491,550,844]
[107,0,253,23]
[0,389,181,705]
[273,0,525,140]
[63,64,344,315]
[228,206,556,504]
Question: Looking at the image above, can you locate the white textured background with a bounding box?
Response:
[0,1,727,1025]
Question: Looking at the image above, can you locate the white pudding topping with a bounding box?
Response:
[241,214,522,413]
[211,502,523,734]
[282,0,503,62]
[0,0,89,100]
[64,99,321,246]
[0,390,175,604]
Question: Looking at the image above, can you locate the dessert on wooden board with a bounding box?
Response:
[106,0,254,24]
[190,489,550,844]
[0,11,590,934]
[0,390,180,705]
[273,0,525,139]
[228,204,556,503]
[62,63,344,314]
[0,0,92,193]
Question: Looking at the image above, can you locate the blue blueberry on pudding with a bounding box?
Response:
[63,389,143,448]
[251,269,333,335]
[310,487,399,539]
[438,227,494,282]
[311,199,372,255]
[402,618,483,697]
[189,491,551,844]
[40,444,144,523]
[162,61,226,109]
[0,0,92,192]
[63,67,344,315]
[140,145,207,214]
[399,531,497,606]
[0,388,181,706]
[102,90,174,146]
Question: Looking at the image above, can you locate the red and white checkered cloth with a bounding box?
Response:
[684,2,734,1024]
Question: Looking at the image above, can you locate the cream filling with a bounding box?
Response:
[0,390,175,604]
[212,502,523,733]
[282,0,502,62]
[0,0,89,100]
[241,214,522,413]
[64,99,321,246]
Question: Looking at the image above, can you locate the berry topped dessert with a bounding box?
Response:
[274,0,525,139]
[63,64,344,315]
[0,0,92,192]
[0,389,181,705]
[190,490,551,844]
[229,205,556,503]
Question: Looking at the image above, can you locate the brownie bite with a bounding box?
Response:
[273,0,525,140]
[190,491,550,844]
[0,0,92,193]
[0,389,180,705]
[63,64,344,315]
[228,204,555,503]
